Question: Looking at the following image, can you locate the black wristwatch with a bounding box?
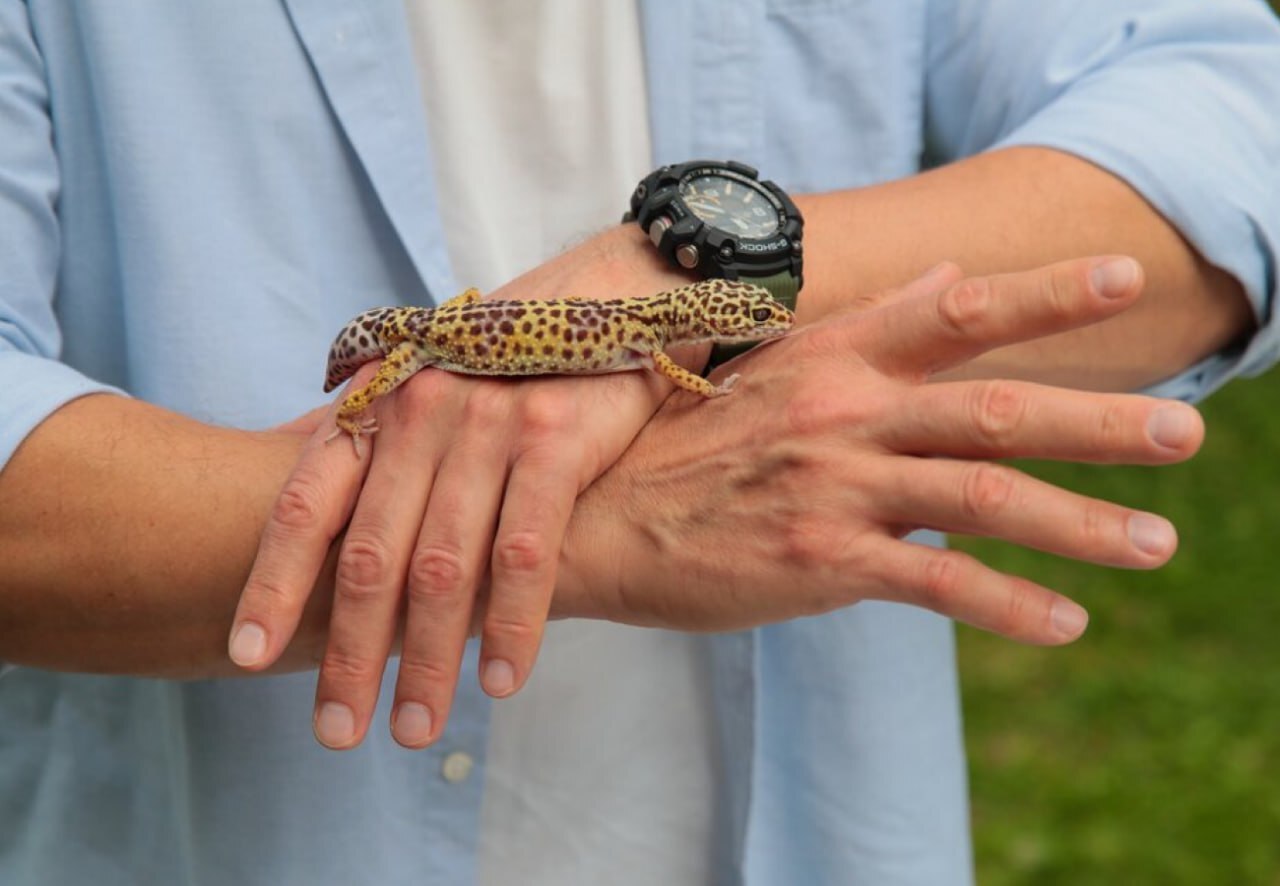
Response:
[624,160,804,367]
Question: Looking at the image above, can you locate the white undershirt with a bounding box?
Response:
[402,4,717,883]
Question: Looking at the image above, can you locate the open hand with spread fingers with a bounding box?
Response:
[559,256,1204,642]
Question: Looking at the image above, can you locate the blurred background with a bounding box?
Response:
[958,369,1280,884]
[960,3,1280,866]
[960,8,1280,881]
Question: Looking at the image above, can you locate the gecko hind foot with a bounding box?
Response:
[325,416,380,458]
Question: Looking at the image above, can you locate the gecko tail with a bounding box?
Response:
[323,306,405,392]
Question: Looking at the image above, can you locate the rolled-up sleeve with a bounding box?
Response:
[926,0,1280,401]
[0,0,119,470]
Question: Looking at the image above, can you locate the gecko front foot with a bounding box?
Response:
[709,373,741,397]
[325,413,380,458]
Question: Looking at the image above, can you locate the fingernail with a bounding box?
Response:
[392,703,434,747]
[314,702,355,748]
[1147,405,1198,450]
[228,622,267,667]
[1090,257,1140,298]
[1050,598,1090,639]
[481,659,515,697]
[1128,512,1176,557]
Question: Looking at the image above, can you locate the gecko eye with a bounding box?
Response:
[751,307,772,322]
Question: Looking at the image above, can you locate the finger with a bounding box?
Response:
[391,423,507,748]
[230,388,374,671]
[797,261,965,322]
[865,261,968,311]
[870,457,1178,569]
[859,256,1144,377]
[856,536,1091,645]
[310,420,440,750]
[882,380,1204,463]
[478,449,580,699]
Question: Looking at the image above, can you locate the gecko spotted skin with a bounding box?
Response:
[324,279,795,454]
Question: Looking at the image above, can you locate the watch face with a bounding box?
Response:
[679,171,782,239]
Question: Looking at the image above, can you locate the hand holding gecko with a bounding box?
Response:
[230,226,703,750]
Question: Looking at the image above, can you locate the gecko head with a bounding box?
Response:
[687,280,795,343]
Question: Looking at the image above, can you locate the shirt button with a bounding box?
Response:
[440,750,474,784]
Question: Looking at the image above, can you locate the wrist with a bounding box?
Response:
[582,223,697,295]
[555,461,648,624]
[488,224,693,304]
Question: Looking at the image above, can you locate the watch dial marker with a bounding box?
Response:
[679,173,781,239]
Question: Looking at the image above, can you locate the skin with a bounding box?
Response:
[0,147,1244,750]
[0,255,1202,681]
[797,149,1251,388]
[235,147,1244,750]
[563,260,1207,634]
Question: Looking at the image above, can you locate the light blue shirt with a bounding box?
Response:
[2,2,1277,884]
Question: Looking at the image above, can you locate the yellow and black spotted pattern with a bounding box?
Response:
[323,279,794,453]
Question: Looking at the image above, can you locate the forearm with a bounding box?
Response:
[0,146,1244,678]
[795,146,1254,391]
[0,394,331,677]
[0,389,621,680]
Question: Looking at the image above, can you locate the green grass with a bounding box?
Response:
[958,368,1280,884]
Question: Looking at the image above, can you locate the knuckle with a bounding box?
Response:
[398,370,452,415]
[407,544,469,603]
[335,536,395,603]
[786,324,846,367]
[321,646,381,686]
[240,574,296,616]
[461,384,509,427]
[396,655,457,691]
[1076,500,1110,552]
[960,463,1017,521]
[919,550,968,611]
[1096,400,1130,450]
[784,391,843,436]
[779,515,837,570]
[1039,269,1082,322]
[518,391,576,437]
[269,476,325,534]
[969,380,1027,448]
[936,277,991,337]
[993,582,1035,637]
[493,530,548,576]
[932,260,965,283]
[484,613,540,648]
[794,323,838,357]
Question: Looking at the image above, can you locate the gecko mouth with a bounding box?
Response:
[719,326,793,342]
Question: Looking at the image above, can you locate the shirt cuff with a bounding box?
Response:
[996,109,1277,403]
[0,349,126,470]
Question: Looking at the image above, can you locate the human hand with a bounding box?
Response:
[560,257,1204,642]
[229,226,692,749]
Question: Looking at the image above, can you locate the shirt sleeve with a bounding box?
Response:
[925,0,1280,402]
[0,0,122,472]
